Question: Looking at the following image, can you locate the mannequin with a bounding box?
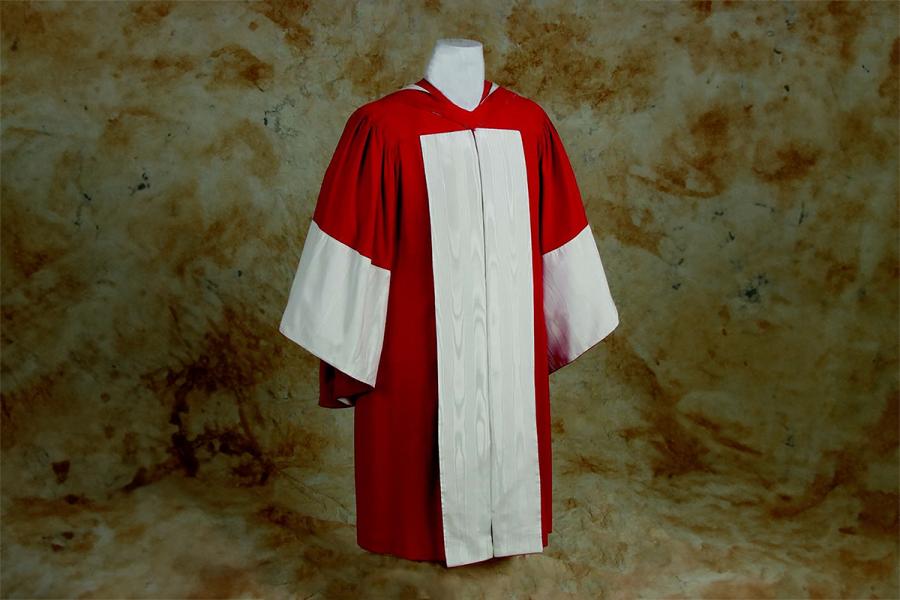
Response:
[423,38,486,112]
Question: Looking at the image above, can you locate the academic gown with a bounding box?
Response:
[279,77,619,568]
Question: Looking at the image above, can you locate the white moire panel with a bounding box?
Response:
[419,127,543,568]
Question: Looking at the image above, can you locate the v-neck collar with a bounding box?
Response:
[402,77,502,128]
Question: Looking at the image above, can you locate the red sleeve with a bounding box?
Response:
[279,106,398,409]
[313,106,398,271]
[537,112,589,254]
[537,109,619,374]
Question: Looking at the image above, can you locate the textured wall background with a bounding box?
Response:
[1,1,897,597]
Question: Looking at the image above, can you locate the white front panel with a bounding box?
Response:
[420,127,542,567]
[473,128,542,558]
[420,130,493,566]
[542,223,619,372]
[279,220,391,387]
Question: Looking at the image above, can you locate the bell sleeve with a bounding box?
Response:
[279,106,398,408]
[537,110,619,374]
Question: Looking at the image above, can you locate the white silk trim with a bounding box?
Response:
[279,220,391,387]
[400,83,430,93]
[419,127,542,567]
[542,224,619,372]
[401,81,500,101]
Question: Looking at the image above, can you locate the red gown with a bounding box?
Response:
[279,77,619,567]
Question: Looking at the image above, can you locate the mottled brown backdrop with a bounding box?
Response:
[1,1,897,598]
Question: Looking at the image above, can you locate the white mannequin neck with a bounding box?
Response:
[424,38,485,112]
